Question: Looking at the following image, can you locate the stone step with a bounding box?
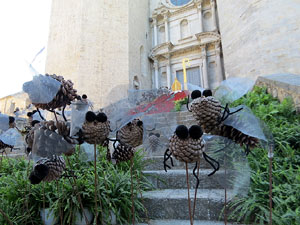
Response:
[143,169,226,189]
[140,189,231,221]
[143,156,212,171]
[137,219,242,225]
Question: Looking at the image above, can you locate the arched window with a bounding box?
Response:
[180,19,189,39]
[140,46,147,76]
[158,26,165,44]
[171,0,191,6]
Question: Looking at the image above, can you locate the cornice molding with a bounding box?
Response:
[150,31,220,59]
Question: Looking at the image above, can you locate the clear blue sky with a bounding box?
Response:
[0,0,52,98]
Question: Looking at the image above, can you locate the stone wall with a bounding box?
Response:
[216,0,300,79]
[46,0,130,109]
[0,92,30,115]
[128,0,152,90]
[256,74,300,112]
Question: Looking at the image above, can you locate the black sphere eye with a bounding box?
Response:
[96,112,107,122]
[137,120,143,126]
[189,125,203,139]
[82,94,87,99]
[191,90,202,100]
[175,125,189,140]
[9,116,15,123]
[34,164,49,180]
[86,111,96,122]
[29,172,42,185]
[31,120,40,127]
[203,89,212,97]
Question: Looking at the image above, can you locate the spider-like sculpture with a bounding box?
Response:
[187,89,258,155]
[164,125,219,187]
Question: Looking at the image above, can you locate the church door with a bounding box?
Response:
[176,67,202,88]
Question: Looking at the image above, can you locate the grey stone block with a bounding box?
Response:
[140,189,230,221]
[143,169,226,190]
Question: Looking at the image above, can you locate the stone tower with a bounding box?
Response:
[46,0,152,109]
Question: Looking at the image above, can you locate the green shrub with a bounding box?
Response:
[174,97,188,111]
[229,86,300,225]
[0,148,151,225]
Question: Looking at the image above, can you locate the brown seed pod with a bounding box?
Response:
[82,120,110,145]
[116,118,143,148]
[35,155,66,182]
[33,74,79,110]
[190,96,222,133]
[112,142,134,164]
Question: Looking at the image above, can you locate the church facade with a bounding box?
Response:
[45,0,224,108]
[149,0,224,90]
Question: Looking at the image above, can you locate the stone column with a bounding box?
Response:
[153,18,158,46]
[210,0,217,31]
[154,59,159,88]
[197,4,203,33]
[201,46,209,88]
[215,42,224,84]
[166,56,171,88]
[164,15,170,42]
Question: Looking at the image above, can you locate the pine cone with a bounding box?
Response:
[116,119,143,148]
[169,134,204,163]
[35,155,66,182]
[190,96,222,133]
[0,140,13,151]
[147,133,161,152]
[34,74,79,110]
[82,120,110,145]
[112,142,134,164]
[211,124,259,149]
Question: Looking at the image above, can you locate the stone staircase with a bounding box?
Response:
[138,156,241,225]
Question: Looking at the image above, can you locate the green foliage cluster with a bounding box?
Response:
[174,97,188,111]
[0,148,151,225]
[229,86,300,225]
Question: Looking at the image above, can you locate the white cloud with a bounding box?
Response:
[0,0,52,98]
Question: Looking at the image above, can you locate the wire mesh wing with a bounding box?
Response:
[203,134,251,197]
[23,74,61,104]
[223,105,268,142]
[70,101,89,136]
[214,77,255,104]
[0,113,10,132]
[0,128,23,147]
[31,125,74,162]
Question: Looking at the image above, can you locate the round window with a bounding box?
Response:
[171,0,192,6]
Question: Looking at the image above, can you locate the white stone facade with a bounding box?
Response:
[216,0,300,80]
[149,0,224,90]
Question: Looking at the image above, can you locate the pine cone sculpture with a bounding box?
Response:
[8,116,16,129]
[190,90,259,150]
[210,124,259,149]
[82,111,110,145]
[29,155,65,184]
[112,142,134,164]
[0,140,13,151]
[116,119,143,148]
[34,74,79,110]
[25,122,41,154]
[190,96,222,133]
[147,133,161,152]
[169,125,204,163]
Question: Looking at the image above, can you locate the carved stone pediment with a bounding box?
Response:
[195,32,221,45]
[149,42,174,59]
